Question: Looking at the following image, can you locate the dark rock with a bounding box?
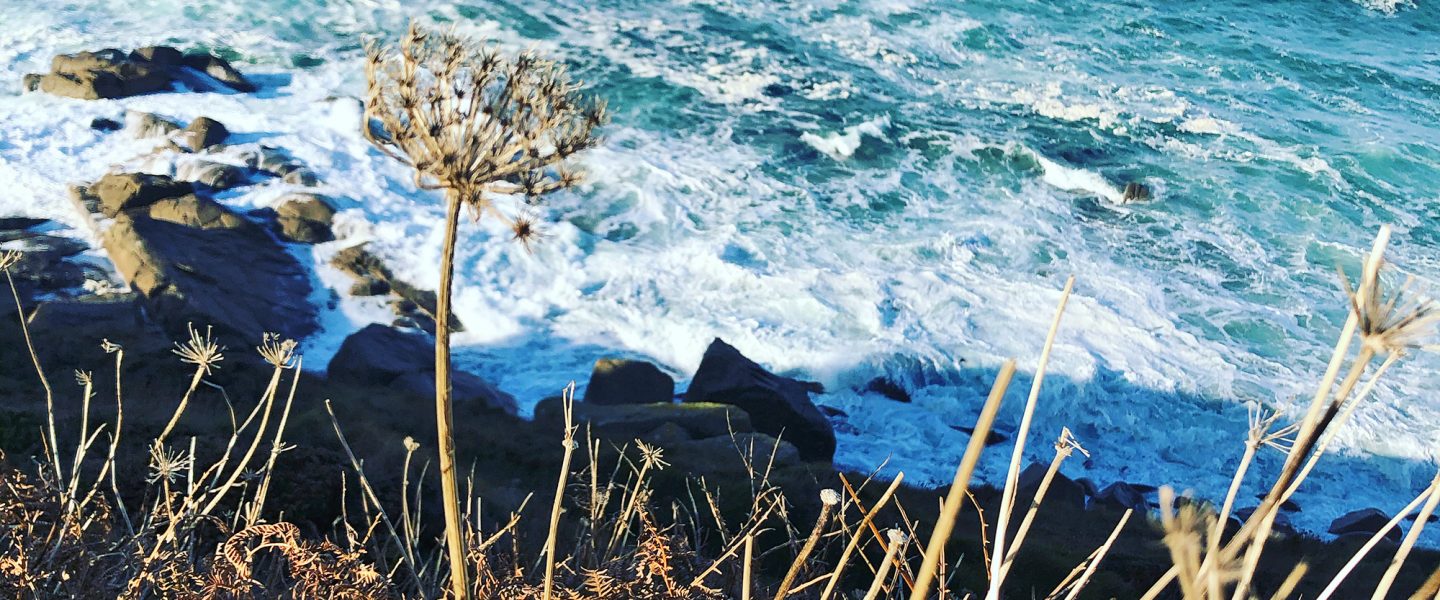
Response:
[274,194,336,243]
[864,376,911,402]
[328,324,515,415]
[331,244,462,331]
[176,161,247,190]
[26,297,151,345]
[817,405,847,419]
[100,197,316,341]
[1253,494,1301,513]
[1017,462,1087,510]
[1235,507,1297,536]
[1092,482,1149,513]
[683,338,835,462]
[91,173,193,217]
[1122,182,1151,203]
[180,117,229,152]
[283,169,320,187]
[255,147,303,176]
[949,424,1010,447]
[22,74,42,92]
[125,111,181,140]
[0,217,47,231]
[1405,513,1440,523]
[90,117,123,132]
[1329,508,1401,544]
[1074,477,1100,498]
[584,358,675,405]
[181,52,258,93]
[129,46,183,66]
[535,396,753,441]
[349,277,390,297]
[675,433,802,468]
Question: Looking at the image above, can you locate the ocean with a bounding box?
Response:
[1,0,1438,537]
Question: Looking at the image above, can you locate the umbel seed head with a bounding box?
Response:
[820,488,841,506]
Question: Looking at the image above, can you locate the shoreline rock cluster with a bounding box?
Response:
[23,46,256,100]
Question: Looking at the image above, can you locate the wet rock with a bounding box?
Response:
[349,277,389,297]
[22,74,42,92]
[179,116,229,152]
[125,111,181,140]
[129,46,183,66]
[274,193,336,243]
[100,196,316,341]
[683,338,835,462]
[181,52,257,93]
[331,244,461,332]
[255,147,303,176]
[948,424,1010,447]
[1092,482,1149,513]
[1253,494,1301,513]
[1329,508,1401,544]
[1235,507,1297,536]
[817,405,847,419]
[0,217,47,231]
[145,195,248,229]
[33,49,173,100]
[283,169,320,187]
[91,173,194,217]
[1017,462,1087,511]
[175,160,247,190]
[1122,182,1151,203]
[584,358,675,405]
[90,117,123,132]
[864,376,911,402]
[535,397,753,441]
[328,324,515,415]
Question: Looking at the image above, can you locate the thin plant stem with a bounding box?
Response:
[542,382,578,600]
[865,530,908,600]
[435,190,469,600]
[1316,473,1438,600]
[776,490,840,600]
[911,359,1016,600]
[1372,471,1440,600]
[820,473,905,600]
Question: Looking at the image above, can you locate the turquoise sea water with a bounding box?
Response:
[1,0,1438,534]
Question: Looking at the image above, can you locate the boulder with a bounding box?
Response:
[1329,508,1401,544]
[864,376,911,402]
[145,195,248,229]
[254,147,303,176]
[181,52,258,93]
[672,433,801,470]
[1122,182,1151,203]
[1235,507,1296,536]
[584,358,675,405]
[1092,482,1149,513]
[125,111,181,140]
[36,50,174,99]
[274,194,336,243]
[534,397,753,441]
[331,244,461,332]
[283,169,320,187]
[22,74,42,92]
[91,173,193,217]
[129,46,183,66]
[180,117,229,152]
[327,324,515,415]
[349,277,390,297]
[101,198,315,341]
[90,117,123,132]
[26,297,151,346]
[682,338,835,462]
[175,160,247,190]
[1016,462,1087,511]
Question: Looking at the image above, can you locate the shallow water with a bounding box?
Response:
[1,0,1438,536]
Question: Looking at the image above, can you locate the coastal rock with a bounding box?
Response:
[254,147,304,176]
[584,358,675,405]
[35,49,172,100]
[26,297,152,347]
[682,338,835,462]
[91,173,193,217]
[349,277,390,297]
[90,117,123,132]
[1122,182,1151,203]
[179,117,229,152]
[100,194,316,341]
[24,47,257,100]
[948,424,1010,447]
[331,243,461,333]
[283,169,320,187]
[1235,507,1297,536]
[22,74,42,92]
[125,111,181,140]
[535,397,753,441]
[175,160,247,190]
[327,324,515,415]
[864,376,911,402]
[181,52,258,93]
[1092,482,1149,513]
[274,194,336,243]
[1017,462,1087,510]
[1329,508,1401,544]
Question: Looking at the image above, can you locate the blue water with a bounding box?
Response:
[2,0,1439,535]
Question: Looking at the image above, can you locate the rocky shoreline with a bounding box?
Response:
[0,45,1418,553]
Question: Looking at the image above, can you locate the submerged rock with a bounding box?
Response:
[1122,182,1152,203]
[90,117,123,132]
[328,324,515,415]
[584,358,675,405]
[864,376,911,402]
[125,111,181,140]
[175,160,248,190]
[683,338,835,462]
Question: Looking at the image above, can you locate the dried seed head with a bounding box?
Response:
[886,528,908,545]
[74,370,92,387]
[635,440,669,471]
[403,436,420,453]
[173,323,224,375]
[510,213,545,253]
[101,339,122,353]
[0,249,20,271]
[1055,426,1090,458]
[257,332,298,368]
[820,488,841,507]
[147,441,192,485]
[1339,259,1440,356]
